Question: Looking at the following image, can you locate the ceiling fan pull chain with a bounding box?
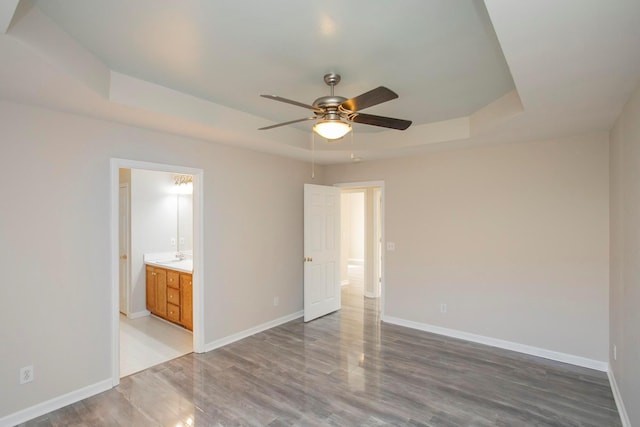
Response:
[349,130,355,162]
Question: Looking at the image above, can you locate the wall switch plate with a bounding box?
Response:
[273,296,279,306]
[20,366,34,384]
[179,237,185,245]
[440,303,447,314]
[171,238,176,246]
[613,345,617,361]
[386,242,396,251]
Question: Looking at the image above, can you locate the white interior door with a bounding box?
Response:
[119,184,130,315]
[304,184,341,322]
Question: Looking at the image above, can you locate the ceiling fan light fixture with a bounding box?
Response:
[313,119,352,140]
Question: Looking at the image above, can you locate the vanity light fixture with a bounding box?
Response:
[174,175,193,195]
[174,175,193,186]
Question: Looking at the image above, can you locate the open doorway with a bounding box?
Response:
[336,182,384,315]
[111,159,204,386]
[118,168,194,378]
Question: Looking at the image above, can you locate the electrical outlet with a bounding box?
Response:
[20,366,34,384]
[171,238,176,247]
[386,242,396,251]
[273,296,279,306]
[179,237,185,246]
[440,303,447,314]
[613,345,617,361]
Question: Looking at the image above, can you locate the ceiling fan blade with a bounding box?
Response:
[341,86,399,112]
[260,94,322,112]
[258,117,317,130]
[349,113,412,130]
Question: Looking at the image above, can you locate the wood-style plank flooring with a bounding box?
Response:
[21,284,621,426]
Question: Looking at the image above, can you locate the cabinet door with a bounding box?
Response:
[146,267,156,313]
[180,273,193,331]
[155,268,167,316]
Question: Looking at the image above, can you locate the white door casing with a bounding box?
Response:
[118,184,130,315]
[304,184,341,322]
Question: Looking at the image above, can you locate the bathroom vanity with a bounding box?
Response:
[145,258,193,331]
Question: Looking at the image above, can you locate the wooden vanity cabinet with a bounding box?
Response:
[180,273,193,330]
[166,270,181,324]
[145,266,167,316]
[146,265,193,331]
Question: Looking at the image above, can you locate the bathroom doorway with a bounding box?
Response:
[337,182,384,312]
[110,159,204,386]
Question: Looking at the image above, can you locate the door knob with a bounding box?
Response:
[120,254,127,260]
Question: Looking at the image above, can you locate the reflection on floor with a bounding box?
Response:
[119,313,192,378]
[23,285,620,426]
[347,262,364,288]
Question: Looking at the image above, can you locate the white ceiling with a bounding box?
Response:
[1,0,640,163]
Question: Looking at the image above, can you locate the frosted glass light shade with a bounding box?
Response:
[313,119,352,140]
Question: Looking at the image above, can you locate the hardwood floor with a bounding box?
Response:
[21,284,620,426]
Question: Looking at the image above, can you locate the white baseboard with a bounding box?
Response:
[348,258,364,266]
[383,315,608,372]
[608,369,631,427]
[127,310,150,319]
[203,310,303,353]
[364,291,378,298]
[0,379,112,427]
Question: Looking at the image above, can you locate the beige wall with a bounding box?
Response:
[0,101,320,418]
[325,133,610,361]
[610,79,640,425]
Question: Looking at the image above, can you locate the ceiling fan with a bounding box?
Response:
[259,73,412,140]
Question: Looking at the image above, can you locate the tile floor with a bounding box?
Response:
[119,313,193,377]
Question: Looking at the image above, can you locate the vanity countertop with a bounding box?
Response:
[144,252,193,273]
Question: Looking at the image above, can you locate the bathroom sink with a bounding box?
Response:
[147,258,193,273]
[144,254,193,273]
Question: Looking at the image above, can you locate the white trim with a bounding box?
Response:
[127,310,150,319]
[334,180,385,189]
[203,311,303,353]
[347,258,364,266]
[341,279,349,286]
[383,315,608,372]
[608,369,631,427]
[110,158,205,389]
[0,379,111,427]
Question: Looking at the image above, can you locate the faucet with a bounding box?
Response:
[175,251,185,260]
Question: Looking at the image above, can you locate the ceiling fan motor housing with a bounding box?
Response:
[312,96,348,111]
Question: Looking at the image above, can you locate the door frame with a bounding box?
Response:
[110,158,205,387]
[118,183,131,315]
[334,180,386,320]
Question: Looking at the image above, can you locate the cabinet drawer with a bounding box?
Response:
[167,303,180,323]
[167,271,180,289]
[167,286,180,305]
